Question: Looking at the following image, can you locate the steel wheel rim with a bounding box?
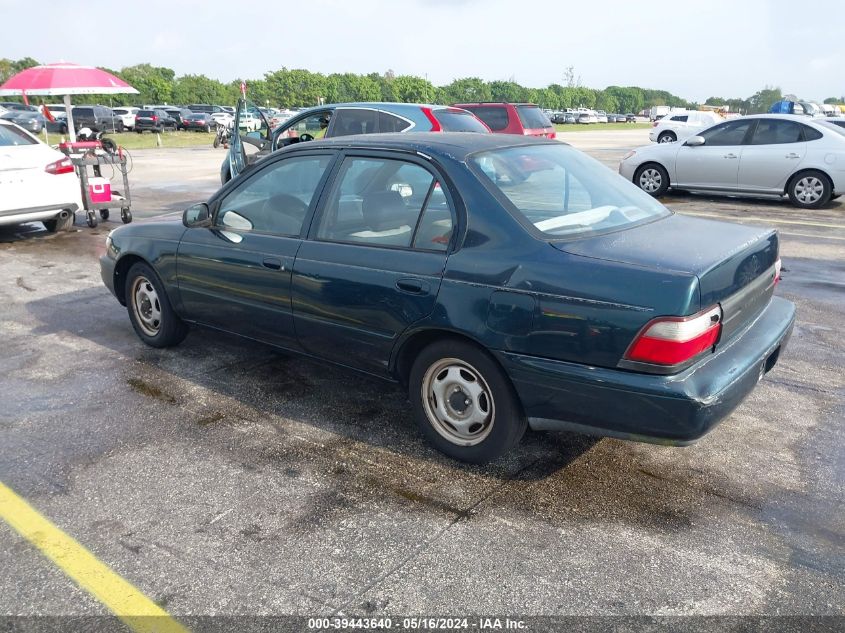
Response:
[131,276,162,336]
[421,358,495,446]
[639,168,662,192]
[795,177,823,204]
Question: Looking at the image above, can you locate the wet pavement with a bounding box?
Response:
[0,137,843,621]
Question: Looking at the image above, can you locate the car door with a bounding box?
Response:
[177,151,336,349]
[674,118,756,190]
[738,118,807,193]
[229,99,273,179]
[291,151,455,376]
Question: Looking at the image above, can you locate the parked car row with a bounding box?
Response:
[549,109,636,124]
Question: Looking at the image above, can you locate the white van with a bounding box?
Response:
[648,110,723,143]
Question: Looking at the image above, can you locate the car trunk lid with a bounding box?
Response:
[553,214,779,340]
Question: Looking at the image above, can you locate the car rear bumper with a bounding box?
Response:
[0,203,78,227]
[494,295,796,445]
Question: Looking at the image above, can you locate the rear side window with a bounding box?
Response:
[515,105,552,130]
[378,111,411,133]
[801,125,824,140]
[317,156,452,250]
[0,124,36,146]
[670,115,689,122]
[464,106,510,131]
[433,109,489,133]
[750,119,803,145]
[331,108,378,137]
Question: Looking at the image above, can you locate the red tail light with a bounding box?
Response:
[421,107,442,132]
[547,131,556,139]
[134,115,139,121]
[45,157,75,175]
[151,115,158,122]
[624,305,722,366]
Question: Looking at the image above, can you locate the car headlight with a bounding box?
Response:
[622,150,636,161]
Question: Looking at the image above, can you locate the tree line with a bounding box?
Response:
[3,58,835,114]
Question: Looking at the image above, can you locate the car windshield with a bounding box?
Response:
[471,143,671,238]
[433,109,490,133]
[516,105,552,129]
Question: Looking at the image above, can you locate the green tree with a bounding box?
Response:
[118,64,175,104]
[391,75,436,103]
[264,68,327,107]
[440,77,491,103]
[172,74,229,105]
[748,86,782,114]
[489,80,526,103]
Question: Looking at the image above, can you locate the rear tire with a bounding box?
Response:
[788,170,832,209]
[634,163,670,197]
[124,262,188,348]
[657,131,676,143]
[409,340,526,464]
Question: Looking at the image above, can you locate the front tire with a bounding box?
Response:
[788,170,832,209]
[125,262,188,348]
[634,163,670,197]
[409,340,526,464]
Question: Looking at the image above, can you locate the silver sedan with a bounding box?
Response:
[618,114,845,208]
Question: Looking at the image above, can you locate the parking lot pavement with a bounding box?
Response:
[0,138,843,622]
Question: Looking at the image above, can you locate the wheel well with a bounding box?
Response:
[393,330,490,386]
[112,254,148,306]
[784,168,833,195]
[658,130,676,139]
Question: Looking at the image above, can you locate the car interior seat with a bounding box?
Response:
[351,190,413,245]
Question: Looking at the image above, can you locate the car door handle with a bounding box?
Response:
[262,257,283,271]
[723,153,738,159]
[395,278,430,294]
[785,153,801,159]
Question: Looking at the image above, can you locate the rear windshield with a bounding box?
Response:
[515,105,552,130]
[137,110,155,116]
[73,108,94,117]
[188,104,212,113]
[471,144,670,239]
[0,123,36,146]
[187,113,206,120]
[433,109,490,133]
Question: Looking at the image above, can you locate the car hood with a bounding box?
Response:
[552,214,779,307]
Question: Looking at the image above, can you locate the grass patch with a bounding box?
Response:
[554,122,651,132]
[38,129,216,149]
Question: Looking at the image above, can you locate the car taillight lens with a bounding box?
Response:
[774,258,782,285]
[624,305,722,366]
[151,115,158,121]
[547,131,556,139]
[45,157,74,175]
[421,107,442,132]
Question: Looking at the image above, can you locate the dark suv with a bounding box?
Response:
[165,108,193,130]
[134,109,178,133]
[452,102,555,138]
[71,105,124,132]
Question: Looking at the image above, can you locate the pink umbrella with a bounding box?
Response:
[0,62,139,141]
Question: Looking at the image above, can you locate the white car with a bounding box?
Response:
[649,110,723,143]
[238,111,261,132]
[619,114,845,209]
[211,112,234,127]
[595,110,609,123]
[112,107,139,130]
[0,120,82,231]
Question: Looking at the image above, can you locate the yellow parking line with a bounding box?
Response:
[677,210,845,229]
[0,481,188,633]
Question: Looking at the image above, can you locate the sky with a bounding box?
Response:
[2,0,841,103]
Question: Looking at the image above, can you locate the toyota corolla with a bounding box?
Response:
[101,133,795,463]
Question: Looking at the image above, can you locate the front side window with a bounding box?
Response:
[216,155,332,236]
[317,156,452,250]
[700,119,755,146]
[471,144,670,239]
[749,119,803,145]
[283,111,332,141]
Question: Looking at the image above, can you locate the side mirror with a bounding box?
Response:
[183,203,211,227]
[685,135,705,147]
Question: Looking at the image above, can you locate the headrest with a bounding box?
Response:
[362,190,406,231]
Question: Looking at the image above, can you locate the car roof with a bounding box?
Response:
[281,131,560,160]
[290,102,466,116]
